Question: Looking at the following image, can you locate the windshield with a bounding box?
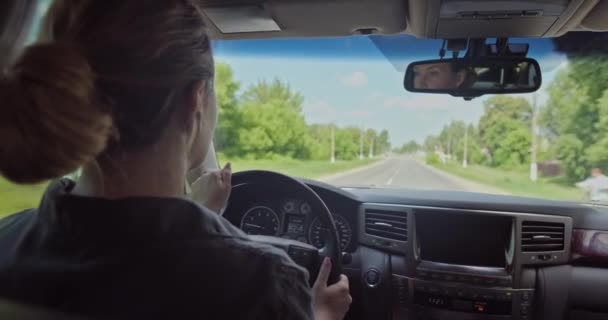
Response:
[1,19,607,218]
[211,35,608,205]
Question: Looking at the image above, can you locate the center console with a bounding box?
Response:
[359,203,572,320]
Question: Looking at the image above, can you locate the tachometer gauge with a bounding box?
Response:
[309,215,352,251]
[283,200,296,213]
[300,202,312,215]
[240,206,280,236]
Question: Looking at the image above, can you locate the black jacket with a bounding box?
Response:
[0,180,313,319]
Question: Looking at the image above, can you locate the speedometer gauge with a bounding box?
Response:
[309,215,352,251]
[240,206,280,236]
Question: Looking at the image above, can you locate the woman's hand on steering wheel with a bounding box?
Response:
[189,163,232,214]
[312,257,352,320]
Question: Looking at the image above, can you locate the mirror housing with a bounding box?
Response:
[404,57,542,99]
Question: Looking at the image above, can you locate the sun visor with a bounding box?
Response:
[204,6,281,33]
[436,0,569,38]
[579,0,608,31]
[408,0,598,39]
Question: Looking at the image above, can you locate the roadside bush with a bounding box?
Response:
[426,153,441,165]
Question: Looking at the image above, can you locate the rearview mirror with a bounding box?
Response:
[404,57,541,99]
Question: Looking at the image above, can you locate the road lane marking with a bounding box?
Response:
[387,168,400,185]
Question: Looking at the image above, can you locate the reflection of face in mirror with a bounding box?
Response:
[413,62,470,90]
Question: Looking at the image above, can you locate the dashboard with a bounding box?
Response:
[223,178,608,320]
[223,184,358,253]
[234,198,354,251]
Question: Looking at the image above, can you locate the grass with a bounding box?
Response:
[0,157,378,219]
[0,177,49,218]
[431,161,586,202]
[217,156,380,179]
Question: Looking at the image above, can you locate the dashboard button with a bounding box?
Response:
[365,269,381,286]
[444,274,455,281]
[521,291,531,302]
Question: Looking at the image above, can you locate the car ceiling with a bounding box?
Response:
[198,0,608,40]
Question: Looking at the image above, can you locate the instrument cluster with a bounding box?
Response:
[239,198,354,251]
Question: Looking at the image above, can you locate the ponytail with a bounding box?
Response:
[0,42,112,183]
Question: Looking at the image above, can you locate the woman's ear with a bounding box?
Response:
[182,80,206,140]
[455,70,467,88]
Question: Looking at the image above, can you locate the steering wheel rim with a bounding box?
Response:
[230,170,342,285]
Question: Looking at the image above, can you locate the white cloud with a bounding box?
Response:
[340,71,368,87]
[303,100,338,123]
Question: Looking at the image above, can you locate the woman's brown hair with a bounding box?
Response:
[0,0,214,184]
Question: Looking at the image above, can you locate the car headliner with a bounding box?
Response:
[199,0,608,41]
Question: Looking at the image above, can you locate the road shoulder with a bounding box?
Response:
[318,158,390,182]
[413,157,510,195]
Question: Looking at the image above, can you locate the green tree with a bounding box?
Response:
[363,129,378,157]
[376,130,391,155]
[478,96,532,168]
[540,69,591,142]
[438,121,466,160]
[398,140,421,154]
[553,134,587,180]
[214,63,242,155]
[424,135,441,153]
[453,124,484,165]
[539,64,604,180]
[585,88,608,170]
[333,127,360,160]
[308,124,330,160]
[238,80,313,158]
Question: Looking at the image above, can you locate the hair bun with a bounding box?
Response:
[0,42,113,184]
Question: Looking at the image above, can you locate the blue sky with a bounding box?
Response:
[213,35,567,146]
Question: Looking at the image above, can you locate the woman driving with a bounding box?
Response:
[413,61,477,90]
[0,0,351,319]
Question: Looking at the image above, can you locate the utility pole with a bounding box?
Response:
[530,94,538,181]
[463,124,469,168]
[330,125,336,164]
[369,137,374,158]
[447,136,451,163]
[359,127,364,160]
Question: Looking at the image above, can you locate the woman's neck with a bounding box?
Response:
[73,144,188,199]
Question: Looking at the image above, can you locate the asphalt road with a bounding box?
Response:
[322,156,490,192]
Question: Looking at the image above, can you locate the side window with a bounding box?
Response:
[0,0,54,218]
[25,0,53,45]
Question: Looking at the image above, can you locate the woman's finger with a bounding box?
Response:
[313,257,331,289]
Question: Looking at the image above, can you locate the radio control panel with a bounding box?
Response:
[392,275,534,320]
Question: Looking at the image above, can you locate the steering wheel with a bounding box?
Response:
[230,170,342,285]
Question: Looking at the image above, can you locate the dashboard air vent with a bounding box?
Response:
[364,209,407,242]
[521,221,565,252]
